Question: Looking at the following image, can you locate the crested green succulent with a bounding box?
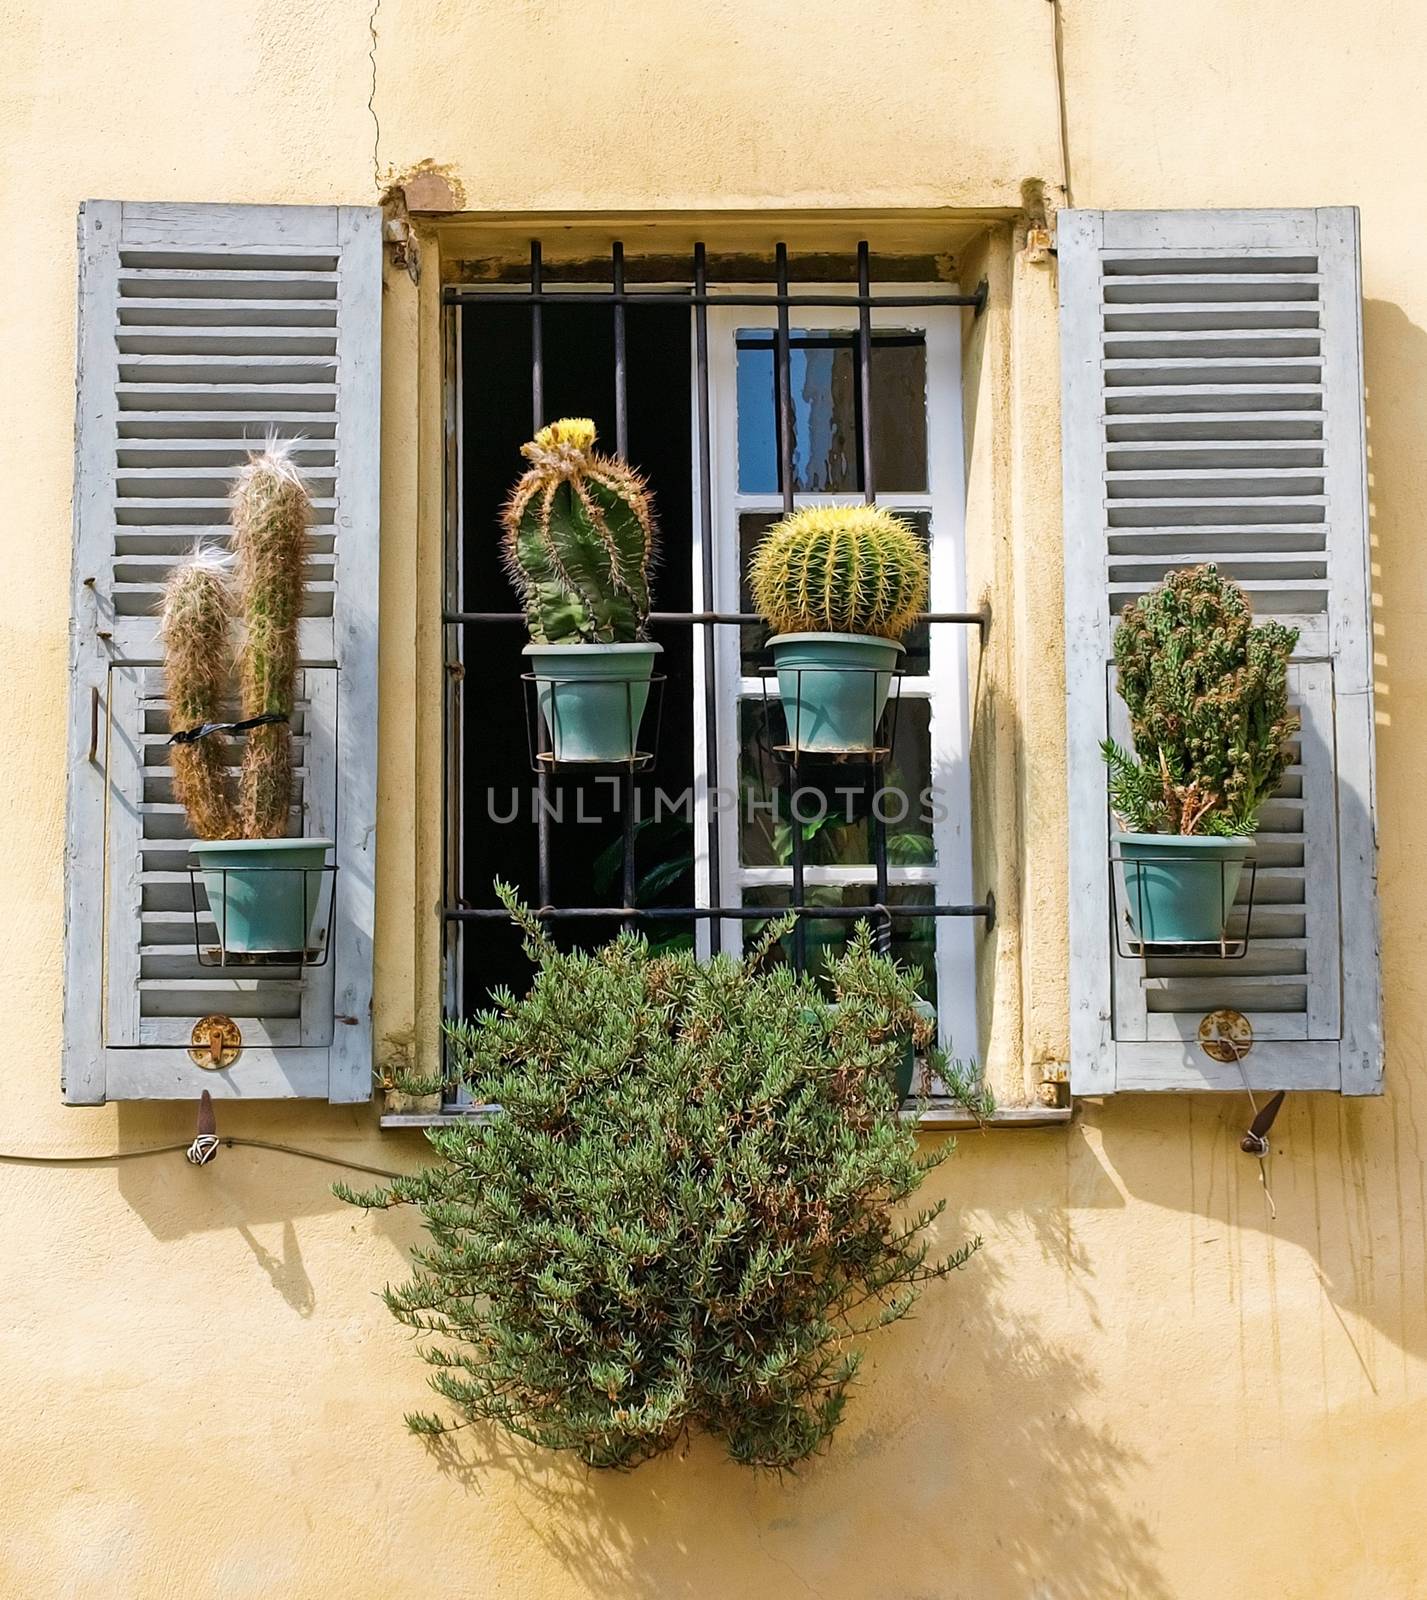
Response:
[748,505,929,640]
[1102,563,1299,836]
[500,417,658,645]
[160,441,311,840]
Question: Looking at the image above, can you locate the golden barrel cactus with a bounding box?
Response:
[749,505,929,640]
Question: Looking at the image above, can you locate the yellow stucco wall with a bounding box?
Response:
[2,1,1425,1595]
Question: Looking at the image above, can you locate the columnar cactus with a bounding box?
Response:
[500,418,658,644]
[1103,564,1299,835]
[749,506,929,640]
[160,442,311,840]
[232,448,310,837]
[160,552,238,841]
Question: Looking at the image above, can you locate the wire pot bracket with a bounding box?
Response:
[1109,847,1259,961]
[754,664,907,774]
[521,671,668,775]
[185,862,338,969]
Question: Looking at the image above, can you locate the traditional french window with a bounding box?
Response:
[445,244,986,1090]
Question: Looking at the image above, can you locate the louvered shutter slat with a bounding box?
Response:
[63,201,380,1104]
[1060,207,1382,1095]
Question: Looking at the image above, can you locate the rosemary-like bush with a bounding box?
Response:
[338,886,980,1470]
[1103,564,1298,835]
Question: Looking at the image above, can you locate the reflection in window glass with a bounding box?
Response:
[743,884,936,1001]
[736,331,928,494]
[737,698,937,869]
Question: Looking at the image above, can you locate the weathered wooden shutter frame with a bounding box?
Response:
[62,201,381,1104]
[1060,206,1382,1095]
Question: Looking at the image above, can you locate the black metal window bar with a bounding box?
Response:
[185,863,338,968]
[442,239,995,987]
[1109,848,1259,961]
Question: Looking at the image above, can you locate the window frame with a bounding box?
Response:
[439,242,992,1095]
[696,292,976,1056]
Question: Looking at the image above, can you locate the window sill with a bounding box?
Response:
[378,1103,1074,1132]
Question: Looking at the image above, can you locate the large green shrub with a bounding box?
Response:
[339,887,980,1470]
[1103,564,1298,836]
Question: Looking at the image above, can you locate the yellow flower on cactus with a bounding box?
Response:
[526,416,598,463]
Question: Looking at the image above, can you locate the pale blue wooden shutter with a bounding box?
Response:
[63,201,381,1103]
[1059,208,1381,1094]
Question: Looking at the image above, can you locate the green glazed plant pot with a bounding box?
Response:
[524,642,663,764]
[1116,832,1254,945]
[769,632,904,754]
[802,997,931,1100]
[190,837,333,957]
[895,999,937,1101]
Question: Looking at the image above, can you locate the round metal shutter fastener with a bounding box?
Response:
[1198,1008,1253,1064]
[189,1014,242,1069]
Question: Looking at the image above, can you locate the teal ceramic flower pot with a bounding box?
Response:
[1116,832,1254,945]
[524,642,662,764]
[894,1000,936,1101]
[190,837,333,957]
[800,998,931,1100]
[769,632,903,754]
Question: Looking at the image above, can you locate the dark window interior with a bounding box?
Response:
[458,304,694,1013]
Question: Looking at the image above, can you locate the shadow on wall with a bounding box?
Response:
[1360,298,1424,1022]
[406,1183,1173,1600]
[107,1099,430,1323]
[1057,297,1427,1373]
[109,1099,432,1239]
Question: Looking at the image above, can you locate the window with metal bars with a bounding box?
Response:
[442,239,992,1085]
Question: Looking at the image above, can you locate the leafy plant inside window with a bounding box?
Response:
[339,885,981,1470]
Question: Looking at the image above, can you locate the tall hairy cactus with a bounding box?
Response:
[1103,564,1299,836]
[232,448,310,836]
[161,552,239,840]
[500,418,657,644]
[160,442,311,840]
[749,506,929,640]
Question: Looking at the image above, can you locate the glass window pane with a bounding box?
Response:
[736,330,928,494]
[737,510,778,667]
[743,884,937,1001]
[737,698,936,868]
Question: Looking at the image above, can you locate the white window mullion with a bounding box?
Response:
[700,291,975,1054]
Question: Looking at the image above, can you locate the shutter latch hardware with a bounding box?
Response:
[1198,1008,1252,1064]
[190,1014,241,1069]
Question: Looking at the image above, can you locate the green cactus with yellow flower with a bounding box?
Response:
[500,417,658,645]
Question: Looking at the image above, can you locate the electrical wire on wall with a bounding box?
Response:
[1048,0,1073,207]
[0,1094,408,1180]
